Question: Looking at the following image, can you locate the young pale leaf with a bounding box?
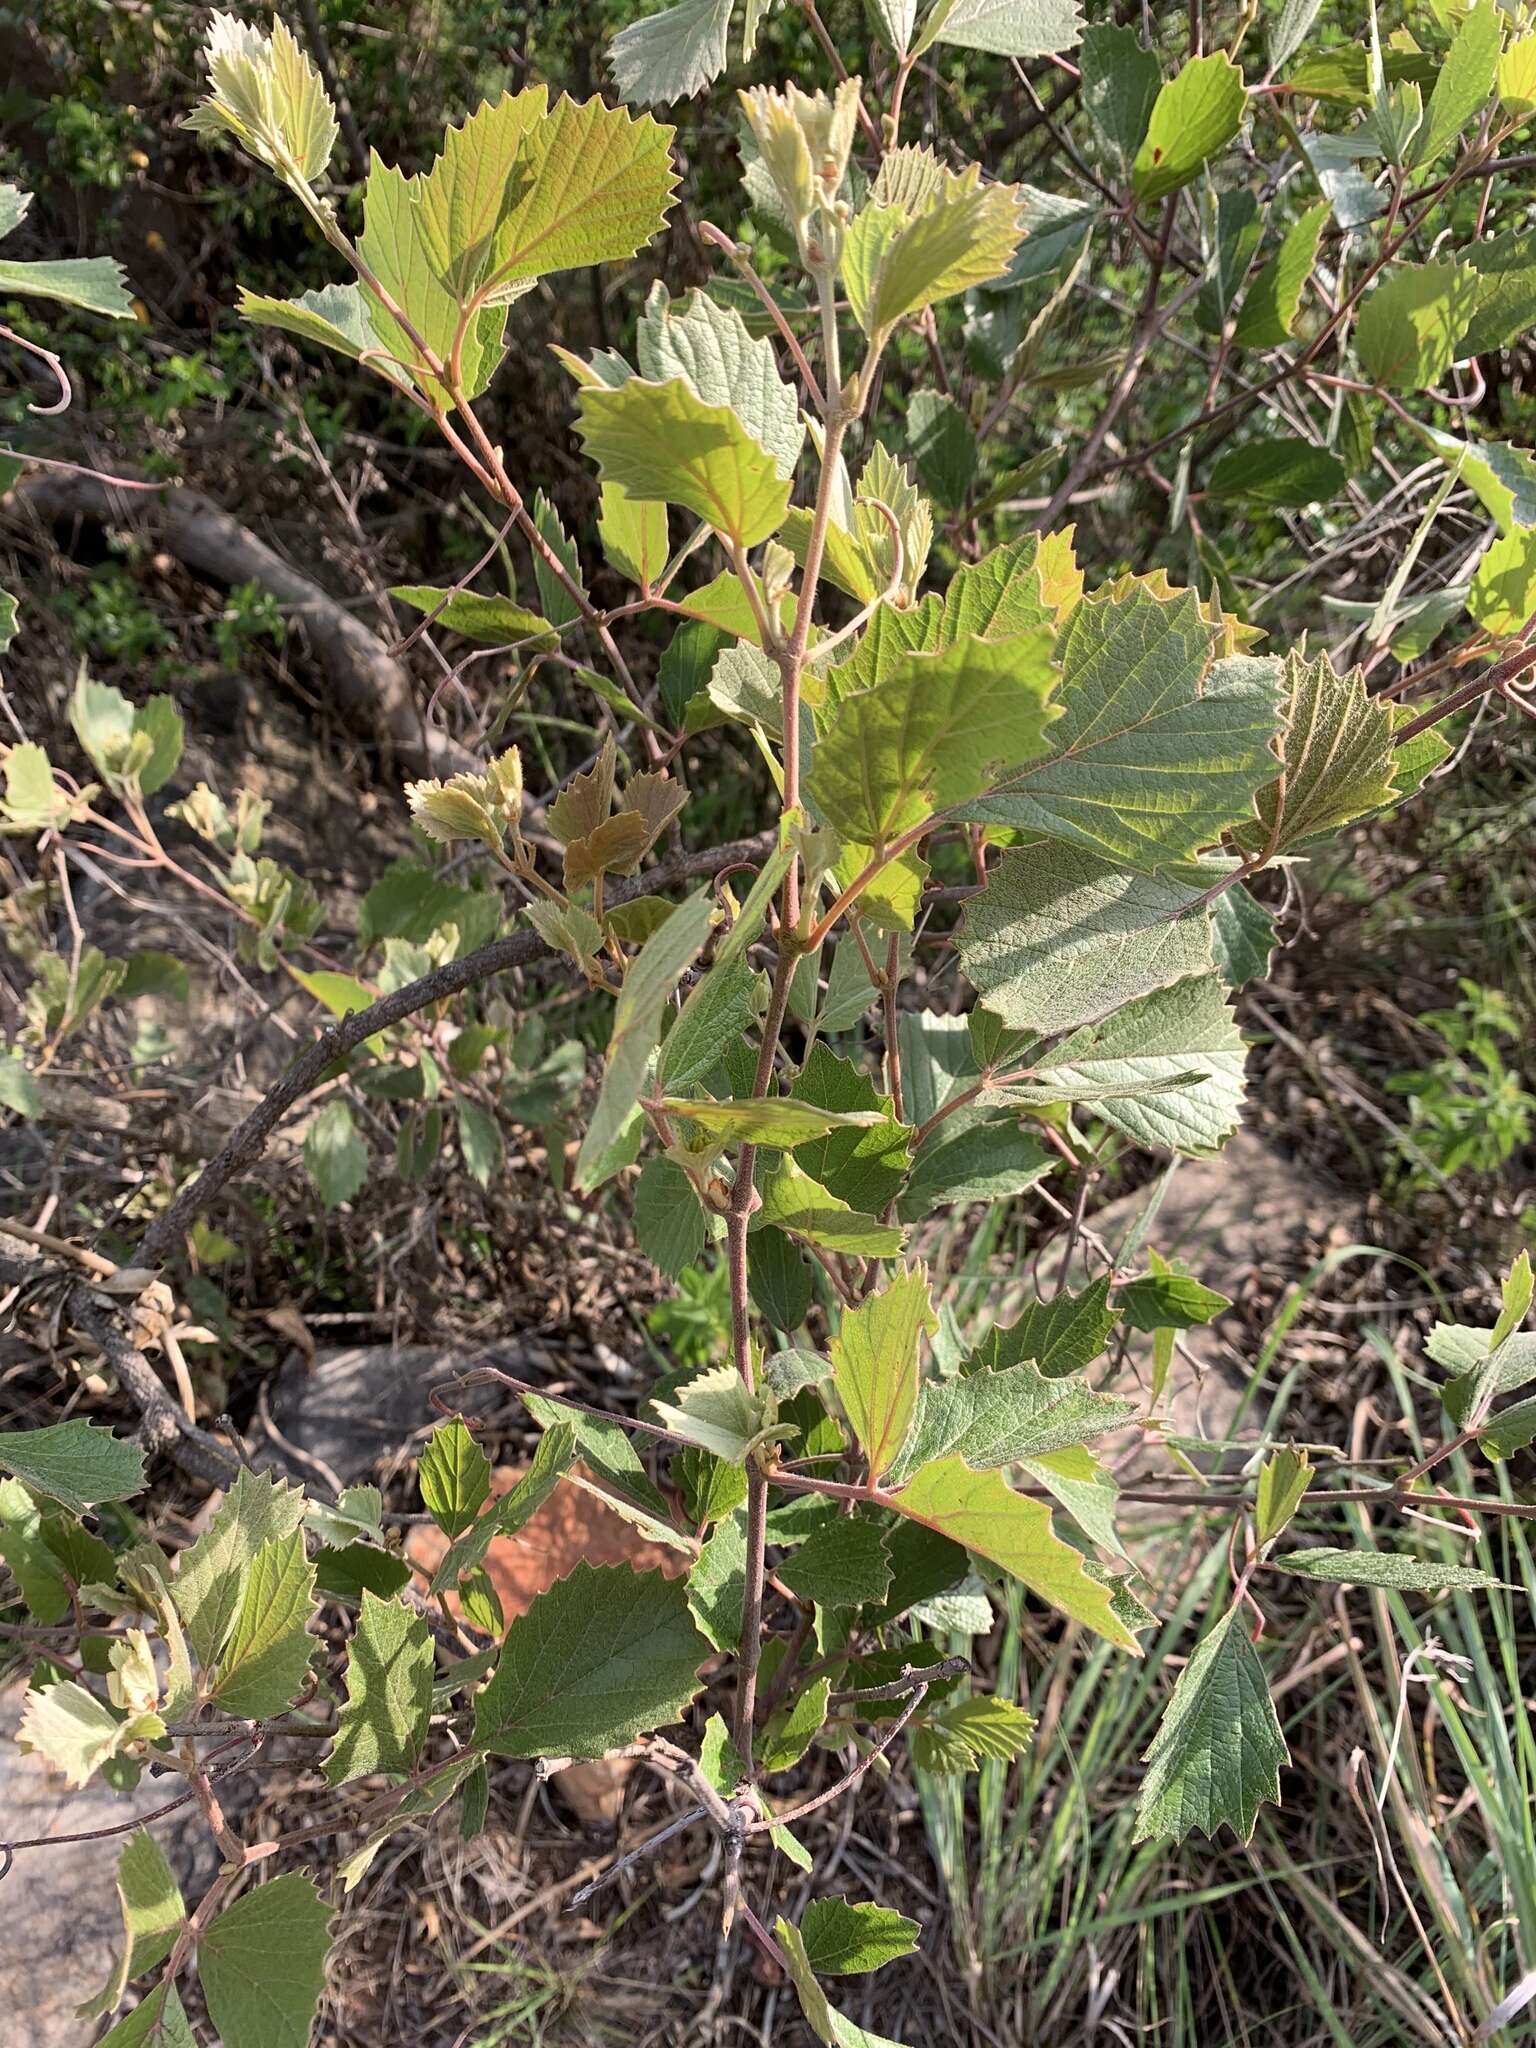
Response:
[1132,54,1247,204]
[1354,260,1479,391]
[576,377,790,548]
[238,282,411,387]
[1273,1547,1499,1590]
[600,479,669,588]
[808,629,1059,851]
[960,578,1282,870]
[888,1457,1137,1648]
[1254,1448,1313,1548]
[914,0,1084,60]
[1413,422,1536,537]
[799,1896,920,1976]
[575,887,718,1191]
[0,1420,144,1515]
[653,1364,771,1463]
[1080,23,1160,162]
[1232,649,1395,856]
[0,251,135,319]
[77,1829,186,2021]
[173,1468,305,1664]
[355,156,506,404]
[1134,1607,1287,1842]
[957,841,1215,1038]
[911,1692,1035,1774]
[419,1417,492,1539]
[197,1870,333,2048]
[323,1591,433,1786]
[1413,1,1501,166]
[186,14,338,185]
[0,1478,70,1622]
[832,1266,936,1482]
[638,284,804,479]
[17,1679,162,1789]
[607,0,735,104]
[778,1516,893,1609]
[843,176,1025,338]
[211,1529,317,1718]
[473,1562,707,1756]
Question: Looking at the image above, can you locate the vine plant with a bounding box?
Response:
[2,5,1536,2043]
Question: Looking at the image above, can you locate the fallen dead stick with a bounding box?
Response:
[13,469,467,776]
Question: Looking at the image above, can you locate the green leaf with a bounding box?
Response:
[428,1423,576,1594]
[1232,203,1328,349]
[654,1364,770,1464]
[608,0,735,103]
[0,253,135,318]
[961,579,1282,869]
[1414,0,1501,166]
[662,957,767,1094]
[687,1506,748,1650]
[639,284,803,480]
[522,1392,676,1526]
[898,1120,1052,1222]
[355,153,505,404]
[750,1226,814,1331]
[775,1919,913,2047]
[600,480,669,588]
[314,1542,412,1602]
[1233,648,1394,856]
[915,0,1084,60]
[1020,975,1248,1157]
[911,1693,1036,1774]
[69,676,183,800]
[419,1417,492,1539]
[0,1420,145,1515]
[1355,260,1479,391]
[173,1468,305,1663]
[757,1158,906,1257]
[1413,422,1536,536]
[238,282,411,388]
[473,1561,706,1756]
[810,630,1059,851]
[1132,54,1247,204]
[779,1517,893,1609]
[323,1591,433,1786]
[958,841,1216,1038]
[1273,1547,1499,1590]
[0,1477,71,1621]
[886,1456,1136,1647]
[844,175,1025,338]
[303,1098,367,1209]
[98,1985,197,2048]
[1206,439,1346,508]
[1254,1449,1314,1548]
[886,1361,1135,1484]
[198,1871,332,2048]
[1470,525,1536,638]
[907,390,977,509]
[211,1529,317,1718]
[757,1665,830,1773]
[576,377,790,548]
[799,1897,920,1976]
[831,1267,936,1481]
[963,1275,1117,1378]
[1461,230,1536,355]
[77,1830,185,2021]
[1134,1607,1287,1842]
[1117,1269,1231,1332]
[789,1045,913,1216]
[575,887,718,1191]
[666,1095,886,1147]
[390,586,557,649]
[1080,23,1161,163]
[1500,32,1536,118]
[338,1752,481,1890]
[634,1155,708,1279]
[187,14,337,183]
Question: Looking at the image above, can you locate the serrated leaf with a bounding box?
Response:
[886,1457,1136,1647]
[0,252,135,319]
[758,1159,906,1257]
[1254,1449,1313,1548]
[1233,648,1395,855]
[654,1364,769,1464]
[958,841,1216,1037]
[17,1678,161,1788]
[0,1420,144,1515]
[1274,1547,1499,1590]
[757,1665,829,1773]
[887,1361,1135,1485]
[473,1562,706,1756]
[419,1417,492,1539]
[775,1918,913,2046]
[211,1529,317,1718]
[1460,230,1536,355]
[0,1478,71,1621]
[916,0,1084,59]
[355,154,504,404]
[799,1896,920,1976]
[634,1155,708,1278]
[898,1120,1053,1222]
[1080,22,1161,162]
[323,1591,432,1786]
[809,630,1058,851]
[428,1423,576,1595]
[77,1830,185,2021]
[666,1095,886,1147]
[687,1505,748,1649]
[911,1692,1035,1774]
[1232,203,1328,349]
[1413,422,1536,536]
[963,1275,1118,1378]
[608,0,735,104]
[662,956,767,1094]
[779,1517,893,1608]
[960,580,1282,869]
[789,1045,913,1215]
[1117,1268,1230,1332]
[1132,54,1247,204]
[639,284,803,480]
[173,1468,305,1664]
[1021,975,1248,1157]
[1355,260,1479,392]
[1414,0,1500,166]
[1469,525,1536,638]
[831,1267,936,1482]
[1134,1607,1286,1842]
[1208,876,1277,987]
[576,886,718,1191]
[198,1871,332,2048]
[600,479,669,588]
[576,377,790,548]
[238,281,411,387]
[522,1392,676,1525]
[1207,439,1346,508]
[907,389,977,509]
[844,176,1025,338]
